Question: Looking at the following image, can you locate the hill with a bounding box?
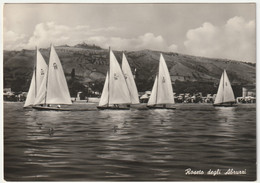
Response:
[3,44,256,97]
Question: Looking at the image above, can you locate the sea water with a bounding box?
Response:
[4,102,256,181]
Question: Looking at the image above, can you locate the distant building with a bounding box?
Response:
[3,88,14,97]
[242,86,256,97]
[139,91,151,103]
[3,88,11,93]
[237,85,256,103]
[76,92,82,101]
[170,75,196,84]
[3,88,21,101]
[171,75,185,83]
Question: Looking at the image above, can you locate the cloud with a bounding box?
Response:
[184,16,255,62]
[4,31,27,50]
[85,33,178,52]
[168,44,178,52]
[26,22,90,48]
[4,22,178,52]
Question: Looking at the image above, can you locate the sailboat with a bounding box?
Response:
[147,53,176,109]
[97,50,131,110]
[24,48,48,108]
[213,69,237,107]
[122,53,140,105]
[32,45,72,111]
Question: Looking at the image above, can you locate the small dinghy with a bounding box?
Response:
[147,54,176,110]
[32,45,73,110]
[97,49,132,110]
[213,69,237,107]
[23,47,48,108]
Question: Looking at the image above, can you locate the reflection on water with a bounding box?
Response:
[216,107,235,122]
[4,103,256,181]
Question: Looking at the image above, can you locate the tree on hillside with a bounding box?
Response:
[90,81,104,94]
[71,68,75,80]
[11,77,27,92]
[67,79,85,98]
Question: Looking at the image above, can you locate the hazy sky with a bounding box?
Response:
[3,3,256,62]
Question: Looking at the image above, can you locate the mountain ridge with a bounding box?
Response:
[3,44,256,96]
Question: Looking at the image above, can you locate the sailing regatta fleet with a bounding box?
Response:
[24,45,72,111]
[24,45,237,111]
[97,50,140,110]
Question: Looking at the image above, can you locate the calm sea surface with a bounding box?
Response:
[4,102,256,181]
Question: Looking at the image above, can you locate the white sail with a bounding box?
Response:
[147,54,174,106]
[147,75,158,106]
[214,70,235,104]
[214,73,224,104]
[33,71,47,105]
[24,72,36,107]
[98,72,109,106]
[157,54,175,104]
[122,53,140,104]
[223,70,235,103]
[24,49,48,107]
[36,49,48,93]
[108,50,131,105]
[45,45,72,104]
[34,45,72,105]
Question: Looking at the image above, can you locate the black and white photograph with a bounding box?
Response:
[2,2,256,181]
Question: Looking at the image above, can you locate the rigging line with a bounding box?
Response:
[44,44,52,106]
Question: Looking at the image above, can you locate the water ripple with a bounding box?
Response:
[4,103,256,181]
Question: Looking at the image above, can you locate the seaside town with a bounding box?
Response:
[3,85,256,104]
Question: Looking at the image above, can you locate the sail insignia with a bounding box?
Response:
[40,69,45,75]
[53,63,58,69]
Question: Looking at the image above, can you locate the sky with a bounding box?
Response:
[3,3,256,62]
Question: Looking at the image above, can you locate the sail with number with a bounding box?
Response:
[24,48,48,107]
[98,50,131,107]
[34,45,72,105]
[122,53,139,104]
[147,54,174,106]
[214,70,235,105]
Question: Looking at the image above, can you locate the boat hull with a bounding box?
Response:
[213,103,237,107]
[32,106,94,111]
[147,106,176,110]
[97,106,130,110]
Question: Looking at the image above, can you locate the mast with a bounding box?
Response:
[107,46,110,107]
[155,54,161,106]
[222,70,225,103]
[155,73,159,106]
[44,44,52,105]
[34,46,37,98]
